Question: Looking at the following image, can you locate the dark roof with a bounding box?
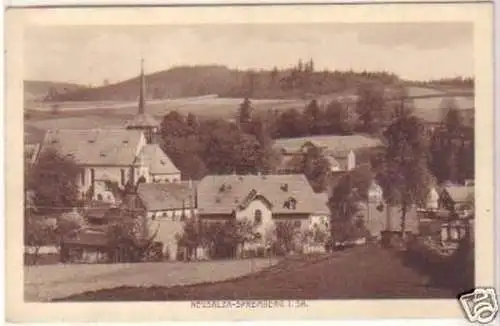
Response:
[197,174,326,215]
[137,182,196,212]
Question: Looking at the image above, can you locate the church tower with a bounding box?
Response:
[125,59,160,144]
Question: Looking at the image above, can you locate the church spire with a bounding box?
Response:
[138,58,146,114]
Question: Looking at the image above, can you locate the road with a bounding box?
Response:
[25,258,278,302]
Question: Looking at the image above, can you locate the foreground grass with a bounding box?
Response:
[55,245,468,301]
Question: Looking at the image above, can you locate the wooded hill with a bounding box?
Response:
[33,62,474,102]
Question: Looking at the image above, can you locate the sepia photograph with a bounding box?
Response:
[4,3,495,323]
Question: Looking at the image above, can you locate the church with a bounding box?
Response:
[39,60,181,203]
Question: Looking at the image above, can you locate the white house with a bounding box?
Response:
[196,174,330,256]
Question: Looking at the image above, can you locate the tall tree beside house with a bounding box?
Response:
[328,165,373,245]
[378,113,432,238]
[246,116,281,173]
[328,173,361,245]
[429,100,472,184]
[26,148,81,213]
[287,146,331,192]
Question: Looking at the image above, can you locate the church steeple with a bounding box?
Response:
[125,58,159,144]
[138,58,146,114]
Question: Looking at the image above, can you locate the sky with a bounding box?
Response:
[24,23,473,86]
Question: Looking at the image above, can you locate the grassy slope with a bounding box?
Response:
[55,245,465,301]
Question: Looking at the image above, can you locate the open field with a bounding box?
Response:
[26,97,307,119]
[56,245,465,301]
[25,257,278,302]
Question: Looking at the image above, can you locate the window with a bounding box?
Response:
[162,212,167,217]
[254,209,262,224]
[80,171,85,185]
[293,220,301,228]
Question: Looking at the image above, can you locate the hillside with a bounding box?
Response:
[43,64,408,102]
[24,80,86,102]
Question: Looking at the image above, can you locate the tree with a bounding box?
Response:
[303,99,321,134]
[274,221,301,255]
[238,98,253,129]
[105,214,160,263]
[24,217,57,265]
[56,208,85,246]
[378,114,432,238]
[160,111,191,138]
[328,167,371,246]
[324,100,358,134]
[356,83,387,134]
[429,100,470,184]
[275,108,308,138]
[26,148,81,213]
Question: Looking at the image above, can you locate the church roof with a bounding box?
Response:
[41,129,144,166]
[125,113,160,129]
[139,144,180,175]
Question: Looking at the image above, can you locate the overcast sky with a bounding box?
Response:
[24,23,473,85]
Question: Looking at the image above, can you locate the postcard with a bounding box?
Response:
[4,3,496,323]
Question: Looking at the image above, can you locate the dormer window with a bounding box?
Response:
[283,197,297,210]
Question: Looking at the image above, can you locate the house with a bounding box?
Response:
[39,128,181,202]
[126,182,197,260]
[438,185,475,217]
[361,181,420,239]
[197,174,330,256]
[273,135,383,173]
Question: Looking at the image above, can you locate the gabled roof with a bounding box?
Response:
[137,182,196,212]
[273,135,383,154]
[125,113,160,129]
[197,174,322,215]
[140,144,180,175]
[41,129,144,166]
[442,185,474,204]
[311,192,331,215]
